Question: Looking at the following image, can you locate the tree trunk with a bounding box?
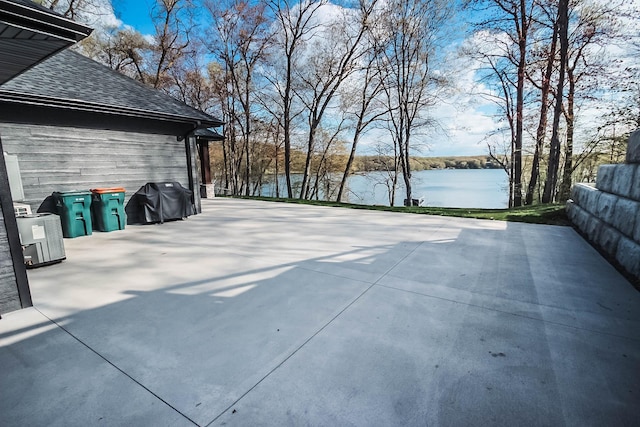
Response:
[558,76,575,201]
[283,127,292,198]
[526,20,558,205]
[542,0,568,203]
[390,159,398,207]
[337,126,362,202]
[510,135,515,208]
[275,142,280,198]
[300,125,316,199]
[283,48,293,198]
[399,124,412,205]
[222,133,230,192]
[244,86,251,196]
[513,0,529,207]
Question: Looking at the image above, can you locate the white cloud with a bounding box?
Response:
[356,107,502,157]
[86,1,121,31]
[354,37,506,157]
[64,0,122,31]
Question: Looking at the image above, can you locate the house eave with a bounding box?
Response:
[0,0,93,86]
[0,0,92,42]
[0,91,224,128]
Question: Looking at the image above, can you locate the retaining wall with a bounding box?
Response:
[566,130,640,281]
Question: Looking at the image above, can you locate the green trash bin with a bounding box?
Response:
[53,190,93,238]
[90,187,126,232]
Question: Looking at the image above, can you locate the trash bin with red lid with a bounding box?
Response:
[90,187,126,232]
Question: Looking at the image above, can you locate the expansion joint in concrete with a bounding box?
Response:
[205,226,442,426]
[32,306,200,426]
[374,283,640,343]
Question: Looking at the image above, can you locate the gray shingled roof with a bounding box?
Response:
[0,49,223,126]
[194,128,224,141]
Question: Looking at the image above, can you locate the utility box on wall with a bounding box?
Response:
[3,152,24,201]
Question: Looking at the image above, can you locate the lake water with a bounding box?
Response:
[260,169,509,209]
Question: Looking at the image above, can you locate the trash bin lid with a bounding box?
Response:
[53,190,92,196]
[91,187,126,194]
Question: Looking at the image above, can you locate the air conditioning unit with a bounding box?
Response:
[13,203,32,217]
[16,213,66,268]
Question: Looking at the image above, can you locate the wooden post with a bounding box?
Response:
[199,140,212,184]
[0,133,31,313]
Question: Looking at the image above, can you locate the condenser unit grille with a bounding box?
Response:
[42,214,65,260]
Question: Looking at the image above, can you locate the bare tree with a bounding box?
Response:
[598,65,640,146]
[307,125,346,201]
[36,0,113,23]
[207,0,273,195]
[370,141,400,206]
[81,28,150,80]
[266,0,327,198]
[541,0,568,203]
[467,0,537,207]
[147,0,197,90]
[170,53,218,113]
[293,0,377,199]
[78,0,200,96]
[336,29,387,202]
[483,52,517,206]
[376,0,453,206]
[556,0,626,201]
[524,0,558,205]
[255,93,287,196]
[207,61,238,192]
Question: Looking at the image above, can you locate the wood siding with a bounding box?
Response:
[0,123,190,209]
[0,211,20,314]
[1,132,23,314]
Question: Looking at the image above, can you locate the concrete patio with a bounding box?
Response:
[1,198,639,426]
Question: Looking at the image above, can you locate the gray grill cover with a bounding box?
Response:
[127,182,193,224]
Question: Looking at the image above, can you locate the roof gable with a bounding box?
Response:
[0,49,223,127]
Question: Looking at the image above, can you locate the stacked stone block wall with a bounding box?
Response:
[566,130,640,281]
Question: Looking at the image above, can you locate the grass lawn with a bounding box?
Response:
[230,196,569,226]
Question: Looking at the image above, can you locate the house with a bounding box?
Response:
[0,0,223,315]
[0,48,224,212]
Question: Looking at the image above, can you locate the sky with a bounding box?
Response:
[109,0,494,157]
[102,0,639,158]
[112,0,155,34]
